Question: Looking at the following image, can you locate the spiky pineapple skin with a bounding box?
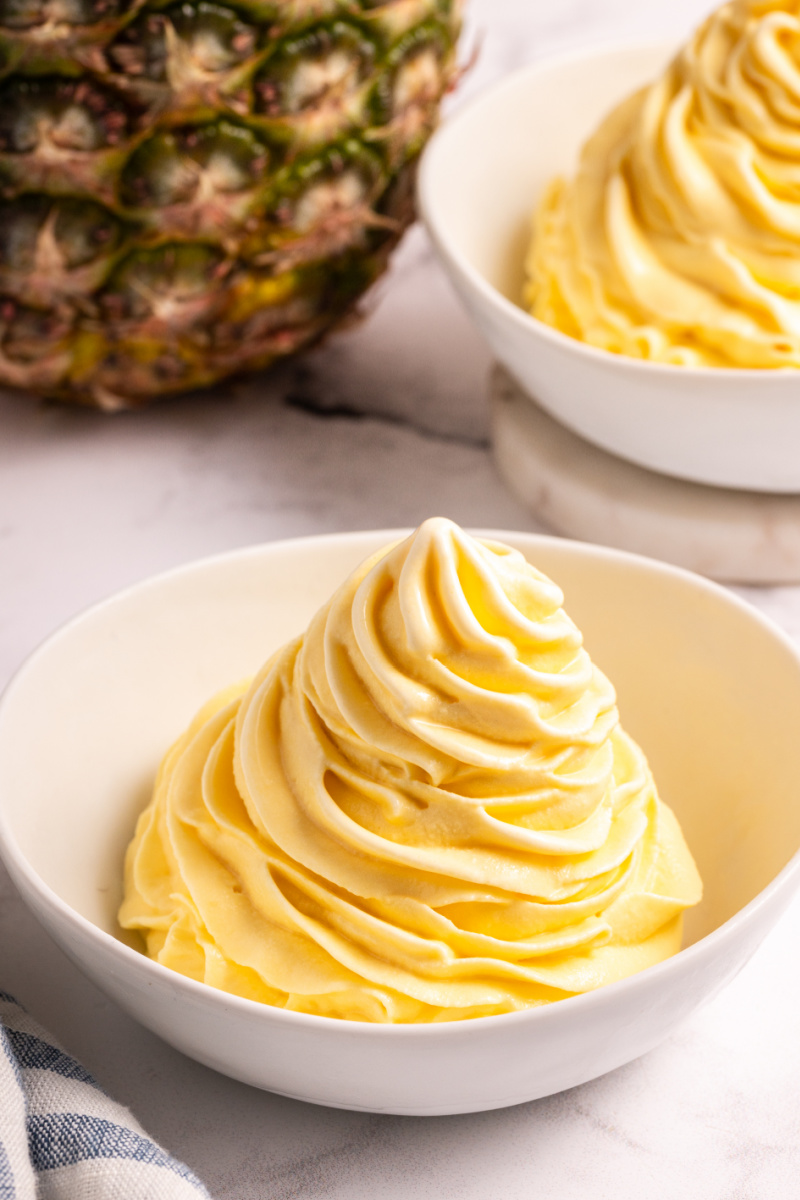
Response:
[0,0,462,408]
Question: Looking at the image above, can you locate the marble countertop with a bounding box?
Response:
[3,1,800,1196]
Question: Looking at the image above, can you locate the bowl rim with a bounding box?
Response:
[2,527,800,1037]
[419,38,800,383]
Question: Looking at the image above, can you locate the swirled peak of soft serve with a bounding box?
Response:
[119,518,702,1023]
[527,0,800,367]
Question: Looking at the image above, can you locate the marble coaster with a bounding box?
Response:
[490,365,800,584]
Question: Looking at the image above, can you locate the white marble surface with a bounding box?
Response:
[3,1,800,1195]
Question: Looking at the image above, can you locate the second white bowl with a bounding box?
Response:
[419,43,800,493]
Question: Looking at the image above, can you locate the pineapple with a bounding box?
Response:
[0,0,462,408]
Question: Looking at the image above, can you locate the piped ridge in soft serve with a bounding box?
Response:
[528,0,800,367]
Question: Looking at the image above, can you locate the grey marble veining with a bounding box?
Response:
[2,2,800,1197]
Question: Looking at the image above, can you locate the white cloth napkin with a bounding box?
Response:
[0,992,212,1199]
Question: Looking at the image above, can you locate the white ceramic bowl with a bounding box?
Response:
[2,531,800,1115]
[419,44,800,494]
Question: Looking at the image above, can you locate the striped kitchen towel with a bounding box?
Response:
[0,991,212,1199]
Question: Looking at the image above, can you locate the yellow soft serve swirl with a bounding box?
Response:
[120,519,701,1023]
[527,0,800,367]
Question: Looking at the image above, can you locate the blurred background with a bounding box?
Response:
[0,0,728,691]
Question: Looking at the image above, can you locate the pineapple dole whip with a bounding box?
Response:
[528,0,800,367]
[120,520,701,1023]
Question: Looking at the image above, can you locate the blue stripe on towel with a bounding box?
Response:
[0,1137,16,1200]
[28,1115,206,1189]
[6,1031,100,1091]
[1,995,210,1197]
